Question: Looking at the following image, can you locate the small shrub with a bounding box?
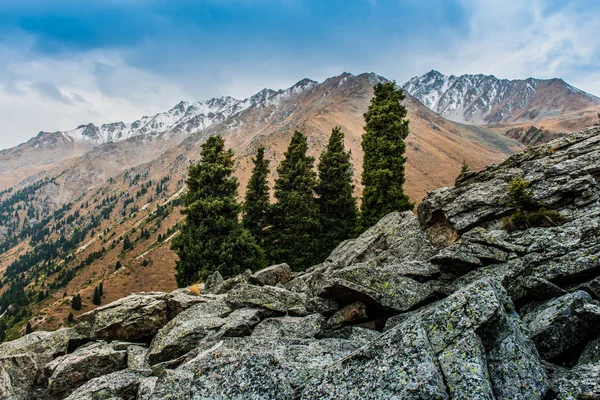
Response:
[502,178,564,232]
[188,283,201,296]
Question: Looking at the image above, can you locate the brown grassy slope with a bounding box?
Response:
[22,73,521,332]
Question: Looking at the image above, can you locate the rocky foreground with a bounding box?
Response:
[2,127,600,399]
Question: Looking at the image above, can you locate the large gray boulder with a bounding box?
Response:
[547,361,600,399]
[522,291,600,360]
[252,314,326,339]
[63,370,143,400]
[301,278,548,400]
[146,300,232,365]
[76,293,167,341]
[226,283,309,315]
[250,263,292,286]
[0,328,86,400]
[46,341,128,398]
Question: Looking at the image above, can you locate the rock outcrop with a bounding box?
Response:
[2,126,600,399]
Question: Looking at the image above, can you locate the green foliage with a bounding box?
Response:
[243,147,271,249]
[502,178,564,231]
[269,131,321,270]
[122,236,133,251]
[71,294,82,311]
[92,286,101,306]
[115,261,122,270]
[507,178,534,209]
[460,160,470,174]
[315,127,358,259]
[358,81,413,231]
[67,312,74,323]
[25,322,32,335]
[171,135,265,286]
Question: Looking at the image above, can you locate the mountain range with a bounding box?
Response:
[0,70,598,338]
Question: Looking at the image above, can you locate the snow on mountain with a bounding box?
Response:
[403,70,600,125]
[49,78,318,145]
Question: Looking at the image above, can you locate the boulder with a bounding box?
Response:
[226,283,309,315]
[0,328,85,364]
[203,270,224,293]
[578,337,600,366]
[301,278,548,400]
[250,263,292,286]
[146,300,232,365]
[63,370,143,400]
[326,301,367,329]
[522,291,600,360]
[252,314,326,339]
[547,361,600,399]
[165,291,213,319]
[76,293,167,341]
[431,241,508,275]
[46,341,128,398]
[0,353,39,400]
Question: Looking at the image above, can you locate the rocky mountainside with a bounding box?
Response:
[404,70,600,130]
[1,126,599,399]
[0,72,520,341]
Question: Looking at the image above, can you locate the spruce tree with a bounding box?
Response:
[25,322,32,335]
[171,135,265,286]
[67,313,74,323]
[92,287,101,306]
[358,81,413,231]
[243,146,271,249]
[315,127,358,259]
[270,131,320,270]
[71,294,81,311]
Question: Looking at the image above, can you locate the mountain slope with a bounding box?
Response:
[404,70,600,127]
[0,72,521,337]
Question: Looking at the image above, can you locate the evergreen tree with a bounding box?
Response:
[67,312,74,323]
[115,261,122,270]
[92,287,101,306]
[315,127,358,259]
[460,160,470,174]
[270,131,320,270]
[122,236,132,251]
[71,294,81,311]
[358,81,413,231]
[25,322,32,335]
[98,282,103,297]
[243,147,271,248]
[171,135,265,286]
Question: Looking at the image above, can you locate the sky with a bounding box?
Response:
[1,0,599,149]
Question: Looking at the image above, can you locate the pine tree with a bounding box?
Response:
[25,322,32,335]
[270,131,321,270]
[115,261,122,270]
[67,313,74,323]
[92,287,101,306]
[358,81,413,231]
[460,160,470,174]
[315,127,358,259]
[98,282,103,297]
[71,294,81,311]
[243,146,271,249]
[171,135,265,286]
[122,236,132,251]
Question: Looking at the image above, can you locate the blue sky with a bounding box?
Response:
[1,0,599,149]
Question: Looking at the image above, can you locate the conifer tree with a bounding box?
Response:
[243,146,271,248]
[98,282,103,297]
[25,322,32,335]
[71,294,81,311]
[92,287,101,306]
[270,131,320,270]
[315,127,357,258]
[358,81,413,231]
[460,160,470,174]
[67,313,74,323]
[171,135,265,286]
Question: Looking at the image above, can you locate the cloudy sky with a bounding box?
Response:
[1,0,599,149]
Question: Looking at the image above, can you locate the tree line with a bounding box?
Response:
[172,82,413,286]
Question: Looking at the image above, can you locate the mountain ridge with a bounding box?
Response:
[403,69,600,126]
